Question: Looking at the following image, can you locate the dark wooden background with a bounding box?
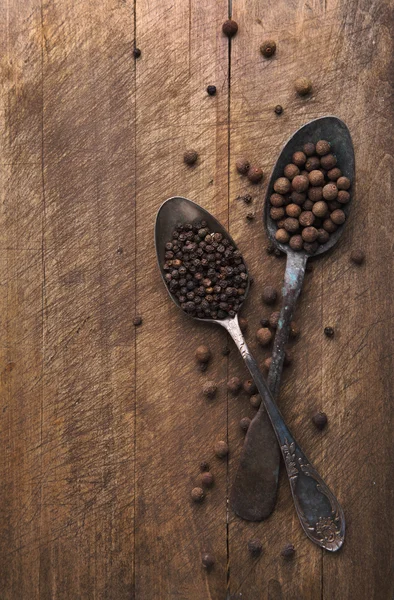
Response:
[0,0,393,598]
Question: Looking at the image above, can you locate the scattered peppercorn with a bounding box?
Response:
[283,350,292,366]
[199,362,208,372]
[133,316,142,326]
[133,47,141,58]
[324,326,335,338]
[256,327,272,346]
[303,142,315,156]
[195,345,211,364]
[263,357,272,371]
[240,417,251,432]
[260,317,269,327]
[260,40,276,57]
[191,487,205,503]
[247,166,264,184]
[183,150,198,165]
[261,285,277,305]
[214,440,229,458]
[236,158,250,175]
[295,76,312,96]
[222,19,238,37]
[202,552,215,569]
[289,322,299,338]
[248,538,263,556]
[274,105,283,115]
[200,461,210,472]
[350,249,365,265]
[207,85,217,96]
[243,379,257,395]
[203,381,217,399]
[250,395,261,408]
[222,346,231,356]
[201,471,214,487]
[236,193,253,204]
[227,376,242,395]
[246,211,255,221]
[163,222,248,320]
[239,317,248,332]
[281,543,295,558]
[312,412,328,430]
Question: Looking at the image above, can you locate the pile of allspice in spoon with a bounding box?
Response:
[269,140,351,253]
[163,221,248,319]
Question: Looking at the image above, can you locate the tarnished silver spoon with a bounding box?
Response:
[155,195,345,551]
[231,117,354,527]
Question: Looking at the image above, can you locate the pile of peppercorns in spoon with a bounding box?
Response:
[269,140,351,253]
[163,221,248,320]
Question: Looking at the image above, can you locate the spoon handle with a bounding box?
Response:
[227,317,345,551]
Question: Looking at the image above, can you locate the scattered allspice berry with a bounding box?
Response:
[206,85,217,96]
[222,19,238,37]
[227,376,242,395]
[133,316,142,326]
[236,158,250,175]
[247,167,264,184]
[260,40,276,57]
[324,326,335,338]
[202,552,215,569]
[199,363,208,373]
[281,543,295,558]
[200,471,214,487]
[191,487,205,503]
[294,76,312,96]
[256,327,273,346]
[350,249,365,265]
[222,346,231,356]
[133,47,141,58]
[243,379,257,395]
[214,440,229,458]
[316,140,331,156]
[195,345,212,364]
[269,311,280,329]
[239,317,248,332]
[274,105,283,115]
[240,417,251,432]
[200,461,210,472]
[248,538,263,556]
[312,412,328,430]
[263,357,272,371]
[262,285,277,305]
[183,150,198,165]
[203,381,217,399]
[250,395,261,408]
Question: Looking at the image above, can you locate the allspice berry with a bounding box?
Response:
[270,206,285,221]
[305,156,320,172]
[308,170,324,186]
[214,440,229,458]
[275,228,290,243]
[203,381,217,399]
[191,487,205,503]
[284,163,300,180]
[269,311,280,329]
[248,166,264,183]
[292,175,309,193]
[222,19,238,37]
[322,183,338,201]
[350,249,365,265]
[303,142,315,156]
[202,552,215,569]
[184,150,198,165]
[250,395,261,408]
[227,376,242,395]
[248,538,263,556]
[292,151,307,167]
[337,190,350,204]
[133,316,143,326]
[236,158,250,175]
[195,345,211,363]
[312,412,328,430]
[274,177,291,194]
[330,209,346,225]
[317,228,330,244]
[315,140,331,156]
[239,317,248,332]
[312,201,328,218]
[256,327,273,346]
[286,204,302,218]
[337,176,351,190]
[290,191,306,205]
[240,417,251,432]
[289,321,300,338]
[261,285,277,305]
[294,76,312,96]
[270,193,285,207]
[302,226,318,243]
[263,357,272,370]
[284,217,299,233]
[304,241,318,254]
[308,186,323,202]
[303,199,314,211]
[327,167,342,181]
[243,379,257,396]
[289,234,303,251]
[299,211,315,227]
[323,218,337,233]
[260,40,276,57]
[201,471,214,487]
[281,543,295,558]
[320,153,337,170]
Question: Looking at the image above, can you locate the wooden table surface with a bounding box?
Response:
[1,1,393,598]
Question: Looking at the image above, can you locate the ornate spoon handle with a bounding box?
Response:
[226,317,345,552]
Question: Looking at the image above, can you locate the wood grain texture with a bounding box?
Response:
[0,0,393,598]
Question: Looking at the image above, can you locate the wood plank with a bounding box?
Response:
[228,0,394,599]
[134,2,230,598]
[39,1,136,597]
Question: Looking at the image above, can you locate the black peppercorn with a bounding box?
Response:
[200,461,210,472]
[133,47,141,58]
[281,543,295,558]
[240,417,251,432]
[202,552,215,569]
[274,105,283,115]
[222,346,230,356]
[191,487,205,503]
[133,316,142,326]
[243,379,257,395]
[324,326,334,338]
[350,249,365,265]
[200,471,214,487]
[262,285,277,305]
[312,412,328,430]
[207,85,217,96]
[183,150,198,165]
[248,538,263,556]
[203,381,217,399]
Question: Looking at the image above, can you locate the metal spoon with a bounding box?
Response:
[231,117,354,529]
[155,195,345,551]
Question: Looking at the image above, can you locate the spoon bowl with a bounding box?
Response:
[264,116,355,257]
